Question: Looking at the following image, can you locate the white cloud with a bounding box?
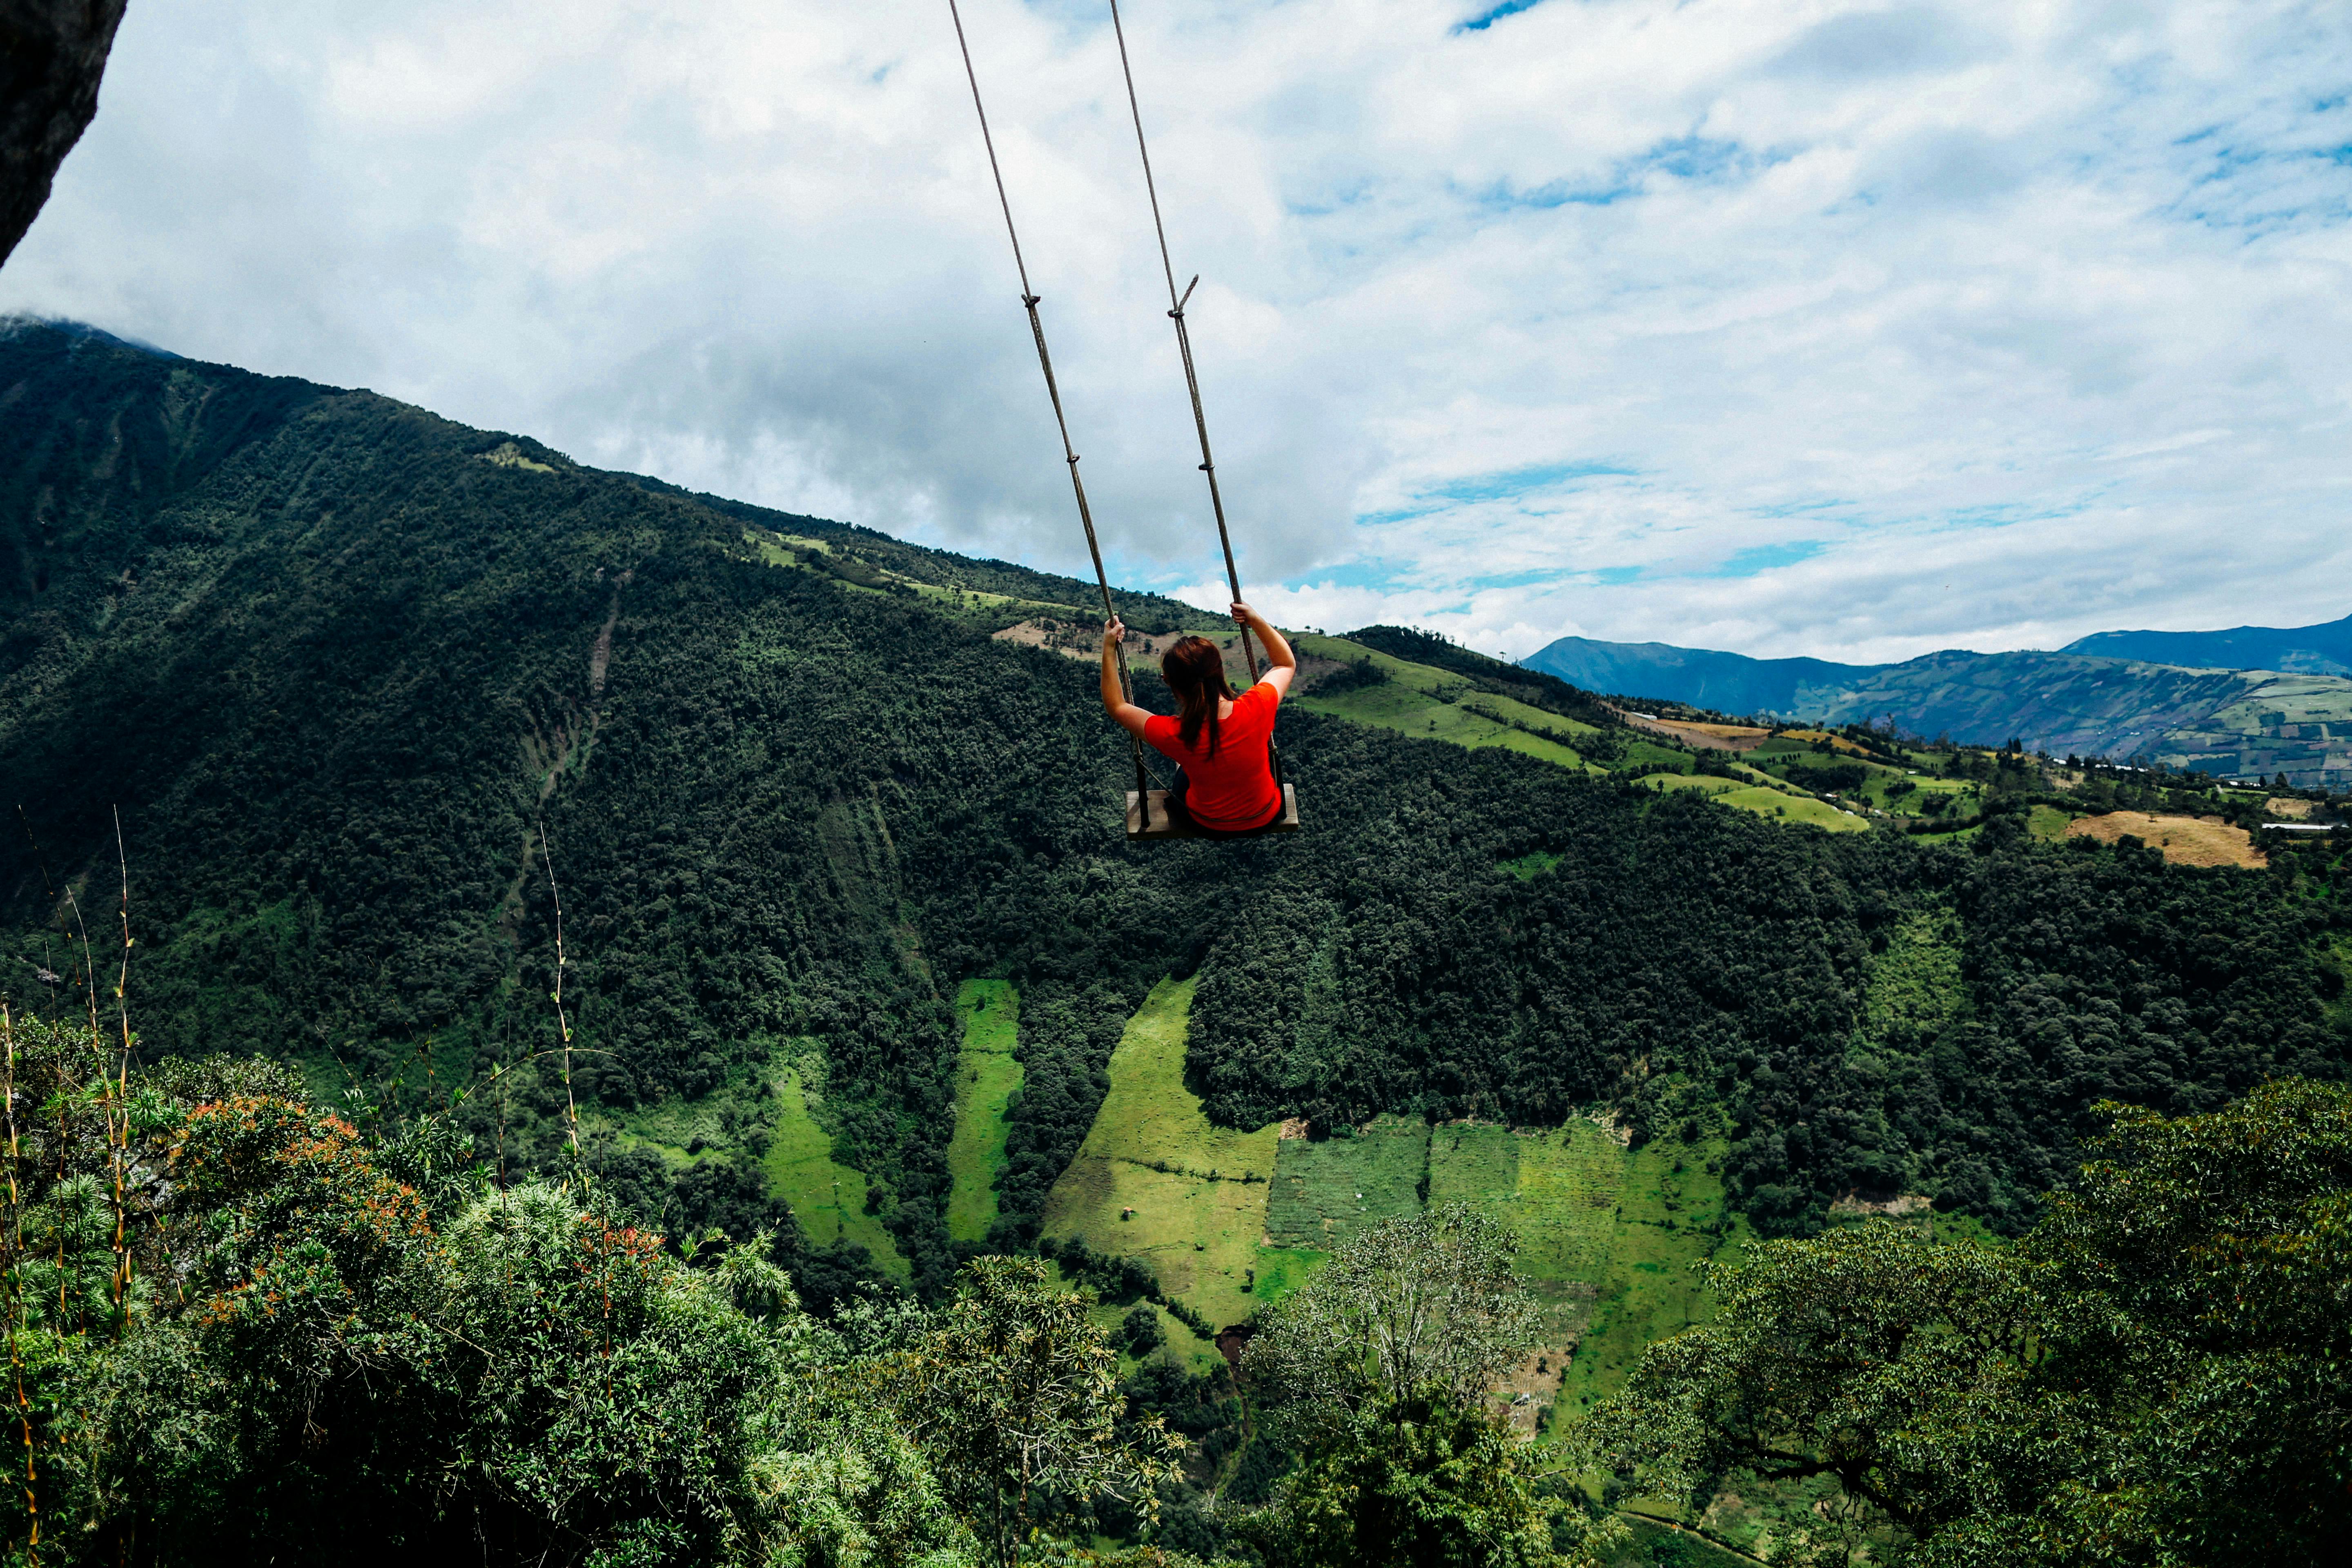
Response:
[5,0,2350,662]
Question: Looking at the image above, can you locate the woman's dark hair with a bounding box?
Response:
[1162,636,1236,757]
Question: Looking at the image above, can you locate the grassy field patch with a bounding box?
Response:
[1461,1123,1627,1347]
[1722,787,1869,832]
[762,1061,907,1278]
[1638,773,1741,798]
[746,527,1100,631]
[1600,1516,1758,1567]
[1291,633,1606,771]
[2025,803,2074,841]
[1768,730,1875,755]
[1455,689,1609,745]
[1617,739,1695,770]
[1298,682,1594,769]
[1502,850,1565,881]
[1860,770,1973,817]
[1639,775,1870,833]
[945,979,1023,1243]
[1862,912,1966,1046]
[1044,1004,1767,1419]
[1041,977,1286,1326]
[1552,1134,1746,1414]
[1426,1122,1521,1209]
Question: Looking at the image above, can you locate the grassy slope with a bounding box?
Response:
[1639,774,1871,834]
[1292,632,1608,771]
[1047,984,1786,1442]
[737,540,1944,851]
[2152,672,2352,788]
[1250,1114,1760,1421]
[945,979,1023,1243]
[763,1063,908,1276]
[577,1052,909,1278]
[2064,810,2265,868]
[1296,681,1596,769]
[1601,1519,1757,1567]
[1860,770,1976,817]
[744,528,1096,632]
[1544,1131,1751,1413]
[1040,977,1321,1325]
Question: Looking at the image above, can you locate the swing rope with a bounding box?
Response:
[947,0,1158,822]
[1105,0,1285,791]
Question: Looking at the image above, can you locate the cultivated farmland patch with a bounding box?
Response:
[1265,1116,1432,1247]
[2064,810,2264,868]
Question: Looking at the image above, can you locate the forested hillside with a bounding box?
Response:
[4,319,2350,1303]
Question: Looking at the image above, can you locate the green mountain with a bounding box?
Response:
[1516,634,1876,715]
[4,319,2346,1308]
[1525,633,2352,785]
[2064,613,2352,675]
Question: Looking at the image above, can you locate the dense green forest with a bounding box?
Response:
[4,1010,2344,1564]
[5,321,2348,1265]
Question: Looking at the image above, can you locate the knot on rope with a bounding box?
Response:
[1167,309,1183,320]
[1022,294,1041,307]
[1068,454,1082,465]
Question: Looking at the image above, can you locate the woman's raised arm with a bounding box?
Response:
[1232,603,1296,696]
[1100,618,1154,739]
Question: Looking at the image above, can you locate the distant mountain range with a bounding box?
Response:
[2062,616,2352,676]
[1522,617,2352,789]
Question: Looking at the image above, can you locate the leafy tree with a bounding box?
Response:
[2013,1076,2352,1563]
[1238,1205,1620,1568]
[1117,1304,1163,1359]
[1588,1223,2053,1560]
[893,1256,1182,1568]
[0,1011,979,1566]
[1591,1079,2352,1564]
[1243,1203,1539,1441]
[1232,1391,1592,1568]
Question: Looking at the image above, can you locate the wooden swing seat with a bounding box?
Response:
[1127,784,1300,842]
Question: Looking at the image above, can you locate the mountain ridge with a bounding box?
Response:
[1523,626,2352,786]
[2060,612,2352,675]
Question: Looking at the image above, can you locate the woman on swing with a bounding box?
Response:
[1101,603,1295,835]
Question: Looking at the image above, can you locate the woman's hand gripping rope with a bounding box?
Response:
[1101,617,1153,740]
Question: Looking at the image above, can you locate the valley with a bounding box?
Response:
[4,321,2349,1564]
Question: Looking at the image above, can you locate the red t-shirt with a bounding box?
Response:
[1144,683,1283,830]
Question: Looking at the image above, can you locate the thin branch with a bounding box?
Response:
[538,825,582,1176]
[107,809,133,1316]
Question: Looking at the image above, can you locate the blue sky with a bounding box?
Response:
[6,0,2350,661]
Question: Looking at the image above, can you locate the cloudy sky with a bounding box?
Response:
[6,0,2350,662]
